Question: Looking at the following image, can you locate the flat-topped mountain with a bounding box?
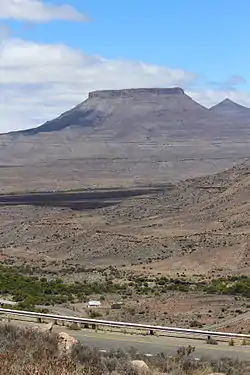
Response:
[88,87,185,98]
[0,87,250,193]
[12,87,208,137]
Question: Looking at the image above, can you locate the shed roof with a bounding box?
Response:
[87,300,101,306]
[0,299,17,305]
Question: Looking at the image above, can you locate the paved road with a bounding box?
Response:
[69,330,250,361]
[3,318,250,361]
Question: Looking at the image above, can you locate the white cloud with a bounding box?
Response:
[0,0,89,23]
[227,75,246,86]
[0,24,11,40]
[189,89,250,108]
[208,75,247,91]
[0,35,250,133]
[0,37,197,132]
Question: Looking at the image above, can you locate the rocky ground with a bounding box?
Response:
[1,162,250,330]
[1,161,250,275]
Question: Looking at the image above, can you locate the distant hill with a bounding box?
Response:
[0,87,250,193]
[209,98,250,117]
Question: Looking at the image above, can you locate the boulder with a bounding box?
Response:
[41,322,54,332]
[31,322,54,333]
[131,360,150,373]
[57,332,78,355]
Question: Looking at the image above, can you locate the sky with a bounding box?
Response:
[0,0,250,132]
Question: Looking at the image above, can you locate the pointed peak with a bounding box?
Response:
[220,98,241,106]
[221,98,234,104]
[210,98,250,114]
[214,98,241,107]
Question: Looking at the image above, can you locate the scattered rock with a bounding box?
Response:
[30,322,54,333]
[131,360,150,373]
[58,331,78,355]
[46,322,54,332]
[41,322,54,332]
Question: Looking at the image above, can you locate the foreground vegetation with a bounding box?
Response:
[1,263,250,312]
[0,264,125,311]
[131,274,250,299]
[0,324,249,375]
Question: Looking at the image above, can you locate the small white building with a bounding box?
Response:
[0,299,17,307]
[87,300,101,308]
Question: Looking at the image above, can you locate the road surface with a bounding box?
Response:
[2,318,250,361]
[69,330,250,361]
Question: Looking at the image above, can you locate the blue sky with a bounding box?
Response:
[6,0,250,85]
[0,0,250,131]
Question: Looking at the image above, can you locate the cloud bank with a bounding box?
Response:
[0,0,89,23]
[0,37,197,132]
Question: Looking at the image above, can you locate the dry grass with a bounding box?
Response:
[0,324,78,375]
[0,324,249,375]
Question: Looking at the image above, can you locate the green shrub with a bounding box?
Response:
[0,265,124,310]
[88,310,102,319]
[68,322,81,331]
[206,336,218,345]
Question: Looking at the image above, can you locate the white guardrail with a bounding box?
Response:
[1,307,250,339]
